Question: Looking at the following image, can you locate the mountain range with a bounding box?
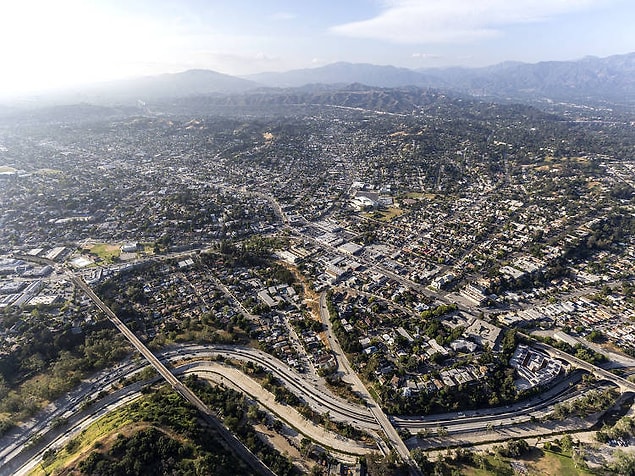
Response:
[246,53,635,105]
[8,52,635,109]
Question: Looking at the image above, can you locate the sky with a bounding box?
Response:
[1,0,634,95]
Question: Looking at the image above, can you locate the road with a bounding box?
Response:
[180,362,374,457]
[533,340,635,392]
[3,343,621,476]
[180,344,379,429]
[1,378,147,476]
[393,374,610,434]
[319,292,423,475]
[561,333,635,369]
[3,350,374,476]
[15,245,635,473]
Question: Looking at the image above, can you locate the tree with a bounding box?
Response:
[586,330,604,343]
[505,439,530,458]
[436,425,449,437]
[309,466,324,476]
[560,434,574,454]
[607,451,635,475]
[501,328,518,358]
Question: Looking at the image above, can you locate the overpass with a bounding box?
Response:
[71,276,276,476]
[533,341,635,392]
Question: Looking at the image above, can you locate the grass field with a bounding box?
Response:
[375,207,405,221]
[365,206,405,221]
[85,243,121,262]
[459,448,592,476]
[525,449,592,476]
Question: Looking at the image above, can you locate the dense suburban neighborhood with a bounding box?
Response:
[0,82,635,475]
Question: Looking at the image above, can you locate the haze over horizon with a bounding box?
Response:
[1,0,634,96]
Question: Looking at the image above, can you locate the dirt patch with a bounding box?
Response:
[279,260,321,320]
[254,423,300,458]
[253,423,314,473]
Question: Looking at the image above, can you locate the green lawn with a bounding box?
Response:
[85,243,121,262]
[528,449,593,476]
[364,207,405,221]
[459,448,593,476]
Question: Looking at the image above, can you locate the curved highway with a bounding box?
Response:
[0,334,630,476]
[179,362,374,457]
[1,343,627,476]
[174,344,379,428]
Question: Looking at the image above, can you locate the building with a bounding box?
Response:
[510,344,562,391]
[121,242,140,253]
[337,242,363,256]
[460,282,488,305]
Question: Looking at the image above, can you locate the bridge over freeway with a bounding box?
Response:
[534,342,635,392]
[71,275,276,476]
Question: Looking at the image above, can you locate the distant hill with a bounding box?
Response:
[158,83,557,122]
[4,52,635,109]
[120,69,259,97]
[246,62,436,89]
[0,103,144,124]
[423,52,635,104]
[162,83,444,115]
[42,69,261,105]
[244,53,635,106]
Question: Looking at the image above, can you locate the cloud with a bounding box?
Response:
[0,0,176,92]
[411,52,442,59]
[330,0,608,44]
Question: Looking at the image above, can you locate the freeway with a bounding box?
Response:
[0,345,380,476]
[179,362,374,458]
[2,343,621,475]
[3,350,375,476]
[71,276,276,476]
[166,346,610,439]
[1,377,147,476]
[177,344,379,428]
[394,376,613,434]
